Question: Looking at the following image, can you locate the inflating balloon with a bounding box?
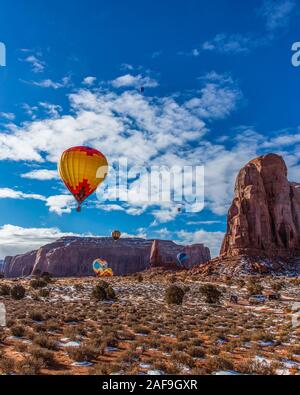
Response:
[92,258,113,277]
[177,252,189,269]
[58,146,108,212]
[112,230,121,241]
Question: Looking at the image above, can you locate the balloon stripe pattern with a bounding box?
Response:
[58,146,108,209]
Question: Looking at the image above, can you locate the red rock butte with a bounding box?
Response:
[221,153,300,259]
[3,237,211,278]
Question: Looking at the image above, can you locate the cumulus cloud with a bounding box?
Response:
[176,229,225,258]
[39,102,62,118]
[0,224,79,258]
[186,72,242,119]
[45,195,75,215]
[0,73,243,219]
[0,187,46,201]
[111,74,159,89]
[82,76,97,86]
[21,169,59,180]
[0,187,74,215]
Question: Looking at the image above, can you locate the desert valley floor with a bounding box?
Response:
[0,271,300,376]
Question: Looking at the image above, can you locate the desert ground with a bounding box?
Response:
[0,270,300,375]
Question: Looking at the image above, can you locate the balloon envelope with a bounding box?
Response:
[92,258,113,277]
[58,146,108,211]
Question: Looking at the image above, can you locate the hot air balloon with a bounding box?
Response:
[177,252,189,269]
[58,146,108,212]
[112,230,121,241]
[92,258,113,277]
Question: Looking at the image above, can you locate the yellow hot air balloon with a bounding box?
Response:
[58,146,108,212]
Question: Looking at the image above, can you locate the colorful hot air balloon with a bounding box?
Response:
[112,230,121,241]
[58,146,108,212]
[177,252,189,269]
[92,258,113,277]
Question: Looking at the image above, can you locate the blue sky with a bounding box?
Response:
[0,0,300,258]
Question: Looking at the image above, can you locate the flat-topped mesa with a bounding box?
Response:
[150,239,211,270]
[3,237,211,278]
[221,153,300,259]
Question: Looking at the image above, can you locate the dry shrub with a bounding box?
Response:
[33,334,58,350]
[165,285,185,305]
[10,284,26,300]
[11,324,26,338]
[205,356,234,372]
[30,278,47,289]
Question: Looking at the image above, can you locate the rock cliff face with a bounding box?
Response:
[221,153,300,259]
[150,240,211,269]
[3,237,211,278]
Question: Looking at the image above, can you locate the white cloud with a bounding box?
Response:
[45,195,75,215]
[176,229,225,258]
[22,103,38,119]
[202,33,259,54]
[0,112,15,121]
[186,72,242,119]
[82,76,97,86]
[258,0,296,31]
[111,74,159,89]
[0,187,74,215]
[0,74,243,219]
[39,102,62,118]
[22,54,45,73]
[0,224,79,258]
[0,187,46,201]
[21,169,59,180]
[23,76,71,89]
[187,220,222,225]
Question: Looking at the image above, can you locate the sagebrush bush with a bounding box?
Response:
[16,356,43,375]
[30,278,47,289]
[33,335,58,351]
[67,343,99,362]
[11,325,26,338]
[10,284,26,300]
[29,310,44,322]
[165,285,185,305]
[247,280,264,296]
[92,283,116,301]
[41,272,53,283]
[199,284,222,304]
[39,288,50,298]
[0,284,11,296]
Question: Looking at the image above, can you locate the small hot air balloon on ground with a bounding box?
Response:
[176,252,190,269]
[92,258,113,277]
[112,230,121,241]
[58,146,108,212]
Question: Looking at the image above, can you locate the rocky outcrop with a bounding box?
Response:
[221,153,300,259]
[4,237,211,278]
[150,240,210,269]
